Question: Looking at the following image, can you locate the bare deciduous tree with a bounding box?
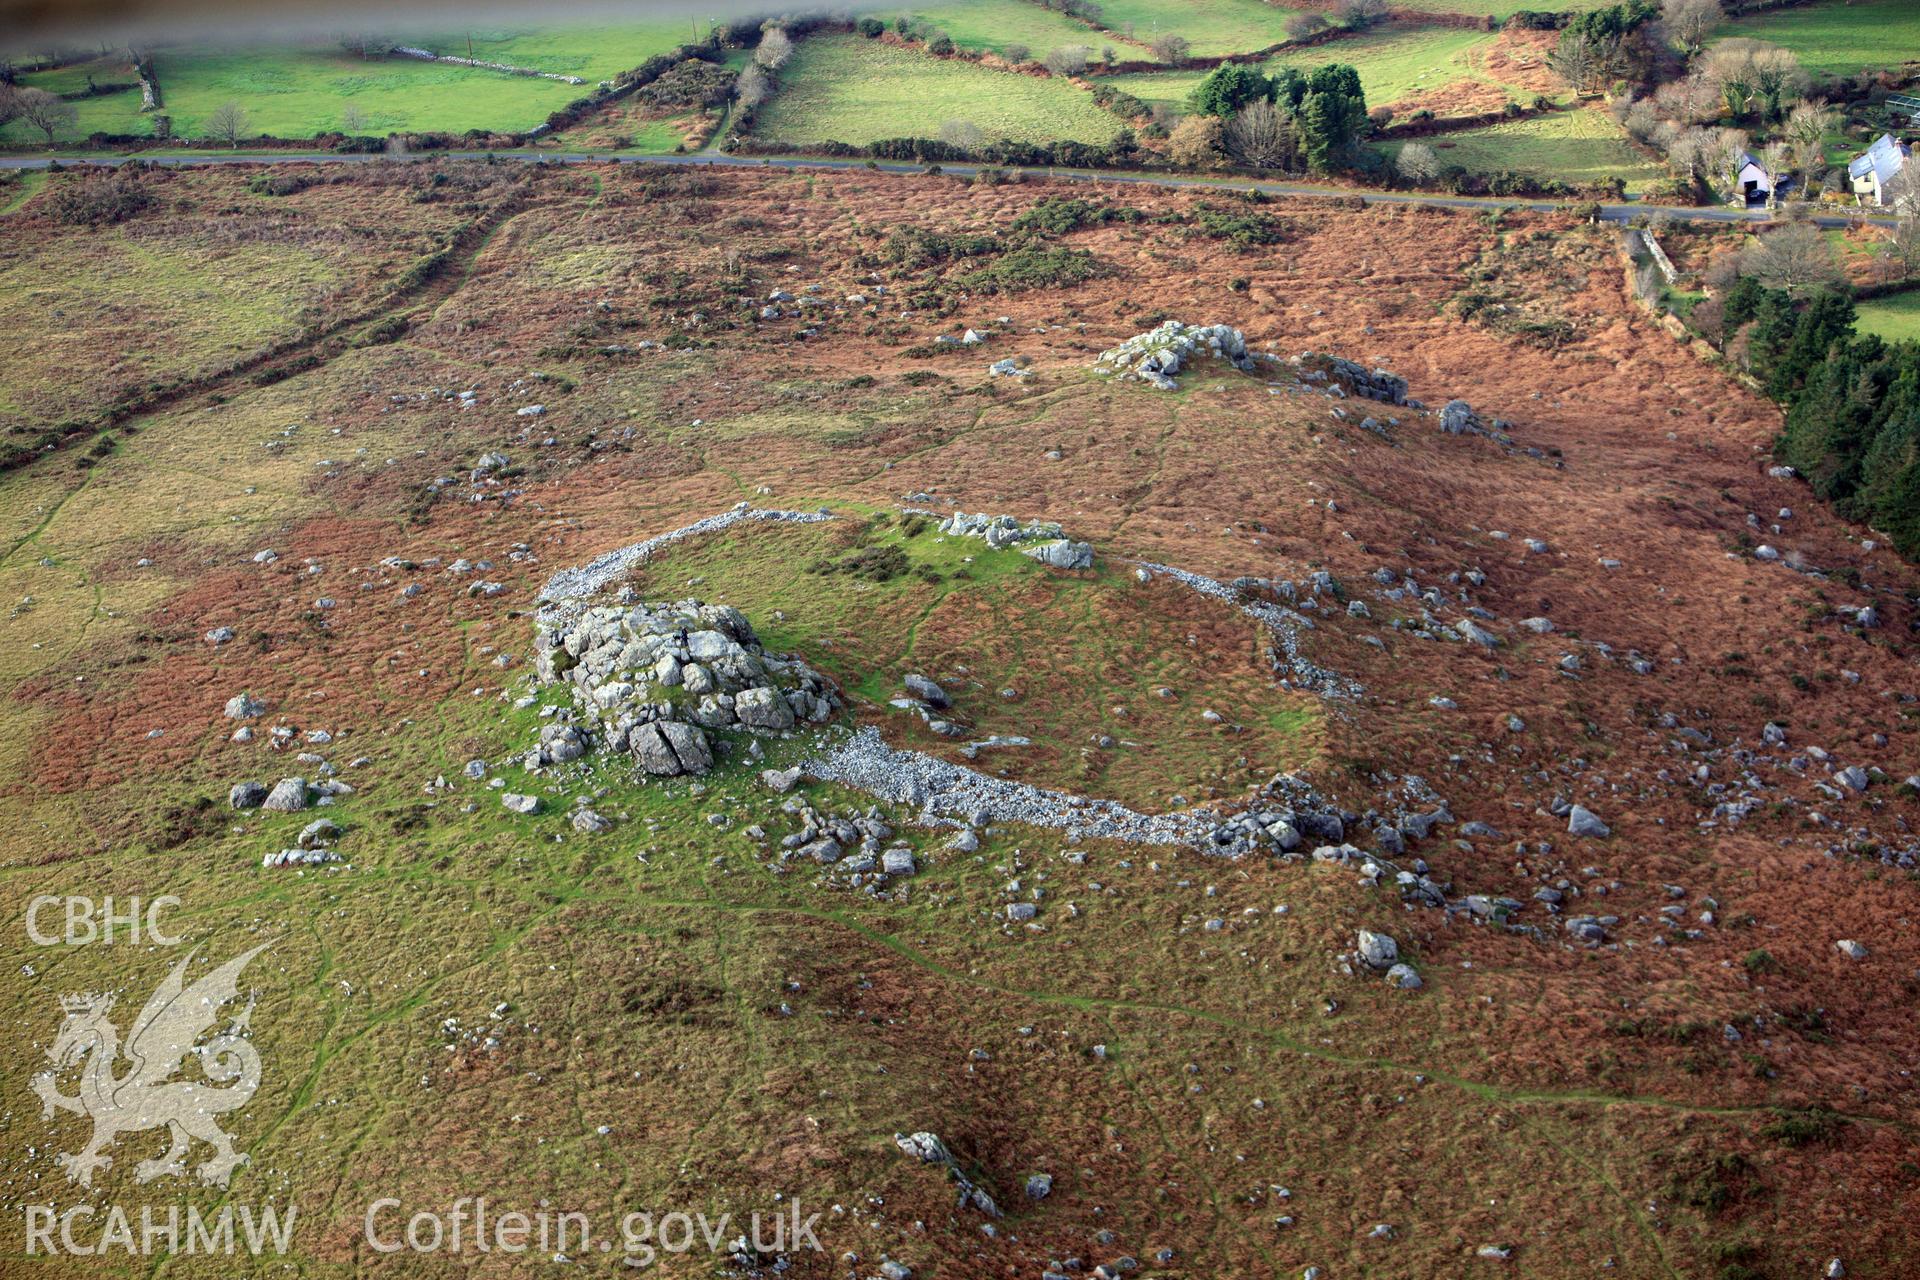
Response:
[1888,212,1920,279]
[1002,43,1030,65]
[1285,13,1331,40]
[205,100,250,147]
[1660,0,1724,57]
[1703,42,1754,117]
[1395,141,1441,184]
[1651,69,1717,124]
[1706,39,1802,121]
[1664,126,1718,189]
[1708,126,1751,197]
[15,87,76,144]
[734,61,771,109]
[939,119,984,149]
[1783,98,1836,190]
[1223,99,1295,169]
[1760,140,1790,207]
[341,102,367,133]
[754,26,792,70]
[1044,45,1090,76]
[1742,223,1840,296]
[1747,44,1804,120]
[1149,34,1190,64]
[1550,32,1620,95]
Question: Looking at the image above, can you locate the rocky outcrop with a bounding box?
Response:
[528,598,840,779]
[1296,353,1408,405]
[1095,321,1254,389]
[936,512,1094,569]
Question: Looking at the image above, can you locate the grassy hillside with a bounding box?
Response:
[1397,107,1667,191]
[750,34,1124,146]
[874,0,1158,62]
[399,21,708,82]
[1090,0,1303,57]
[1097,26,1504,115]
[0,55,151,144]
[149,45,585,139]
[1715,0,1920,77]
[1384,0,1613,13]
[1854,288,1920,344]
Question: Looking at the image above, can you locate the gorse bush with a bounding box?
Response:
[955,246,1111,293]
[42,167,157,225]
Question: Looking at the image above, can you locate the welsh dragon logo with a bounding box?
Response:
[31,942,270,1188]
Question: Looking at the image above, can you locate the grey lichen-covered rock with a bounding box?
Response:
[1299,353,1408,404]
[526,597,840,778]
[262,847,341,868]
[224,692,267,720]
[261,777,309,813]
[891,1130,1001,1219]
[229,781,269,810]
[903,673,950,708]
[735,685,796,730]
[296,817,340,849]
[1455,619,1501,649]
[630,720,713,777]
[1356,929,1399,969]
[501,792,540,814]
[1095,320,1254,389]
[938,512,1093,570]
[1566,805,1611,838]
[1025,1173,1053,1200]
[894,1131,953,1164]
[760,765,803,793]
[1439,400,1481,435]
[1022,538,1094,570]
[1385,963,1423,990]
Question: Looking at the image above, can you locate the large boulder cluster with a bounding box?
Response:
[1296,353,1409,405]
[937,511,1093,569]
[1094,321,1254,389]
[529,599,839,778]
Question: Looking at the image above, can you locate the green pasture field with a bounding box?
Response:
[1398,107,1668,191]
[749,33,1124,146]
[398,21,710,82]
[1854,288,1920,344]
[872,0,1159,62]
[1,55,152,143]
[1096,25,1505,115]
[1087,0,1304,57]
[1383,0,1613,14]
[1715,0,1920,78]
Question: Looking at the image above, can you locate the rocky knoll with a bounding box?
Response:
[1094,320,1255,389]
[936,511,1093,570]
[529,599,840,778]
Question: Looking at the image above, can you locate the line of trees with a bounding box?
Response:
[1174,61,1368,173]
[1684,218,1920,558]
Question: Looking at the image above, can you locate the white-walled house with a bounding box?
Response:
[1849,133,1912,207]
[1731,152,1772,204]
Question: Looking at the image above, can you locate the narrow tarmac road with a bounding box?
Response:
[0,147,1897,229]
